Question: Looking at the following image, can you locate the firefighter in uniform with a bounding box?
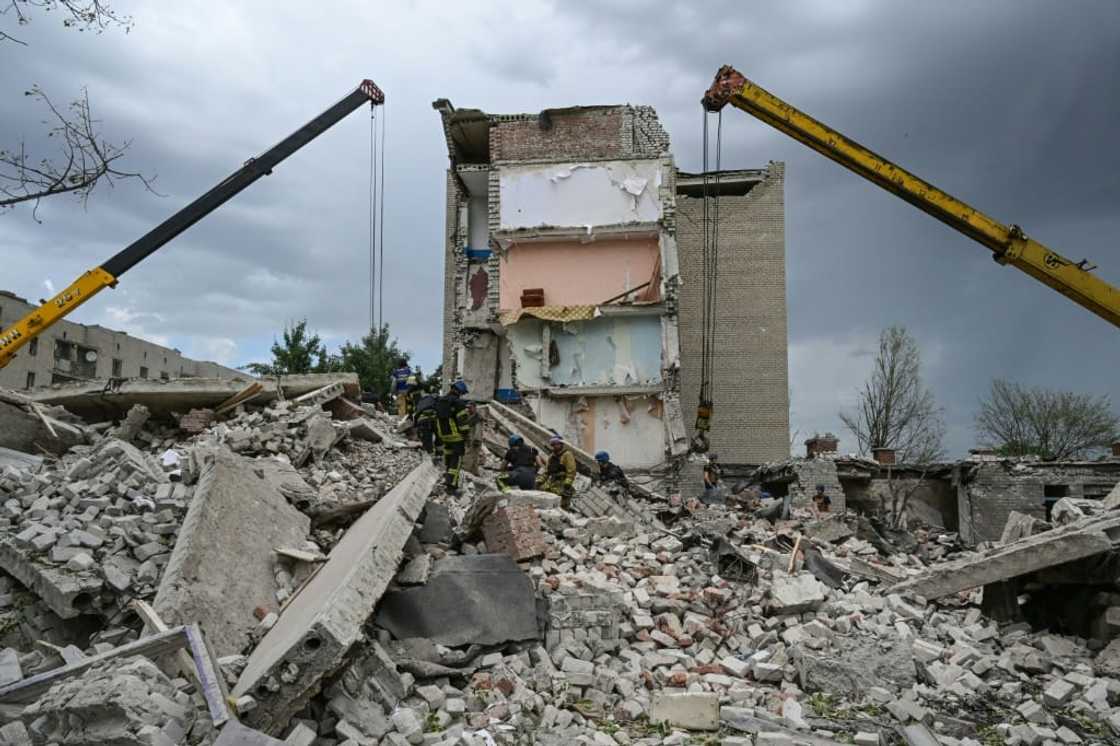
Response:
[411,388,437,455]
[497,434,538,491]
[594,451,628,489]
[538,435,577,509]
[432,380,472,493]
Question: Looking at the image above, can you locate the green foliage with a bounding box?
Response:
[332,324,408,402]
[244,321,414,404]
[242,320,332,377]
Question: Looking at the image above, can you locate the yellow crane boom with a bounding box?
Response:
[702,65,1120,329]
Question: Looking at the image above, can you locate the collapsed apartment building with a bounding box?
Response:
[0,290,242,392]
[432,101,789,477]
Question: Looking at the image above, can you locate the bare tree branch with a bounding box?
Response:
[976,379,1119,460]
[1,0,132,44]
[0,85,160,220]
[839,326,946,464]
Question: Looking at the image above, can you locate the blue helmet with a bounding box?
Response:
[509,434,524,447]
[594,451,610,463]
[450,380,468,395]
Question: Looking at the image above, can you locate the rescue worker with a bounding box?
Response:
[594,451,628,489]
[391,359,412,416]
[496,434,538,491]
[432,380,472,494]
[702,453,723,504]
[405,366,424,414]
[411,387,437,454]
[812,484,832,516]
[538,435,577,509]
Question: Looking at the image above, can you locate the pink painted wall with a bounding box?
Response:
[498,237,660,309]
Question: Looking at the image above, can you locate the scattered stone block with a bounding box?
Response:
[482,503,546,561]
[649,692,719,731]
[768,573,826,615]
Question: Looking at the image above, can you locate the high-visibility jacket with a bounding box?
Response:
[545,448,577,488]
[432,395,471,444]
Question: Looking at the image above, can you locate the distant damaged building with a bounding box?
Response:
[433,100,789,473]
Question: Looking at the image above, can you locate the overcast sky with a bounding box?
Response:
[2,1,1118,458]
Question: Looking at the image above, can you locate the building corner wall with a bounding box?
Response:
[676,162,790,466]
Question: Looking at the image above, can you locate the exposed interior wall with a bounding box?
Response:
[508,316,663,389]
[459,331,499,401]
[527,393,666,468]
[676,165,789,466]
[468,192,489,251]
[498,237,660,309]
[843,477,959,531]
[499,161,663,230]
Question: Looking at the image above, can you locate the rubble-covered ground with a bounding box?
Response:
[1,383,1120,746]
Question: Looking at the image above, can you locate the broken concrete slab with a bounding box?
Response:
[1001,511,1051,544]
[721,707,848,745]
[232,461,438,735]
[154,448,310,657]
[796,638,915,699]
[0,537,103,619]
[0,395,86,456]
[29,372,360,421]
[768,573,826,615]
[19,655,195,744]
[375,553,538,647]
[802,514,854,544]
[891,513,1120,599]
[649,692,719,731]
[214,720,289,746]
[0,446,42,472]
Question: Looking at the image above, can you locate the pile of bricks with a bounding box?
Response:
[481,502,545,562]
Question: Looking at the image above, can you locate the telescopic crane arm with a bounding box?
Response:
[0,79,385,369]
[702,65,1120,330]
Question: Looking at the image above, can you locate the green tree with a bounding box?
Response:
[976,379,1120,461]
[243,320,331,376]
[334,324,407,402]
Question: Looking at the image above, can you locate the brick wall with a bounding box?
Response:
[958,461,1120,544]
[676,164,790,465]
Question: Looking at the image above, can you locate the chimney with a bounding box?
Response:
[1112,442,1120,458]
[872,447,897,465]
[805,434,839,458]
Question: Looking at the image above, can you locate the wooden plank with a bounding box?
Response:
[129,599,198,680]
[274,546,326,563]
[214,382,264,416]
[0,626,188,704]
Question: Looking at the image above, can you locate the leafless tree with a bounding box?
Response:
[1,86,159,219]
[839,326,945,464]
[1,1,155,218]
[1,0,131,44]
[877,465,930,529]
[976,379,1119,461]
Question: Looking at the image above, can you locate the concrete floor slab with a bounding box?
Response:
[232,461,438,734]
[154,449,310,657]
[29,373,360,421]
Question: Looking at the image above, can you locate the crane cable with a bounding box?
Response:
[374,105,383,331]
[368,103,389,333]
[695,108,723,451]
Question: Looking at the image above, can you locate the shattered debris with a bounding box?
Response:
[0,379,1119,746]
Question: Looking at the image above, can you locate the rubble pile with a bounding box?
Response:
[1,379,1120,746]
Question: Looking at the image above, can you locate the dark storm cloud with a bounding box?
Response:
[2,1,1118,456]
